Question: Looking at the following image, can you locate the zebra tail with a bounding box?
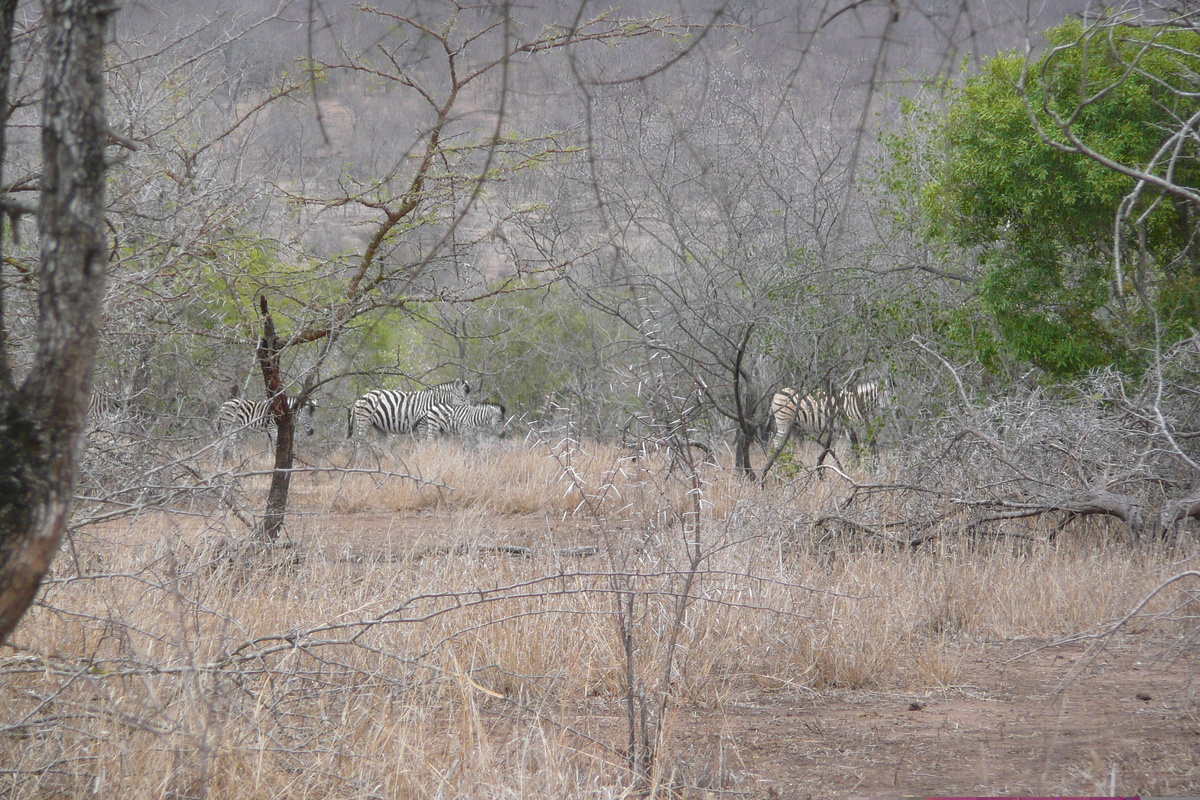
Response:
[347,406,353,438]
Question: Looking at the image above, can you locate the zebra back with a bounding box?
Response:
[771,379,893,447]
[841,379,893,424]
[349,379,471,438]
[218,396,317,438]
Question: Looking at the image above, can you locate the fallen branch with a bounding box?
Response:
[955,488,1145,545]
[1158,488,1200,540]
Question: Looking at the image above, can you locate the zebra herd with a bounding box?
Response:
[214,379,506,452]
[347,379,470,441]
[99,373,890,462]
[347,379,506,448]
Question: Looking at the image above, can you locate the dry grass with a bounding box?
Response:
[1,438,1193,798]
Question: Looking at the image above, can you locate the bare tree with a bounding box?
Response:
[564,58,884,477]
[233,4,689,538]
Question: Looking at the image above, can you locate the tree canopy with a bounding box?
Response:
[922,17,1200,377]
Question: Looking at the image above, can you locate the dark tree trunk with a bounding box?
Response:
[734,425,755,479]
[730,327,758,480]
[0,0,112,645]
[256,296,295,542]
[0,0,16,387]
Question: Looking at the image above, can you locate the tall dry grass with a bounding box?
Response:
[0,437,1193,798]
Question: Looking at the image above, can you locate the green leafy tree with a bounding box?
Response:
[923,17,1200,377]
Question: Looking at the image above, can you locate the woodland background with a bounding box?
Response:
[0,0,1198,797]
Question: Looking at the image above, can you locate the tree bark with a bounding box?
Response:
[1052,489,1145,546]
[960,489,1146,547]
[0,0,113,645]
[730,328,757,480]
[256,296,295,542]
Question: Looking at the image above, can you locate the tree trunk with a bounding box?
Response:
[256,296,295,542]
[730,329,758,480]
[734,424,756,480]
[0,0,112,646]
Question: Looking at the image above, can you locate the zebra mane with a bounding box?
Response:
[430,379,470,395]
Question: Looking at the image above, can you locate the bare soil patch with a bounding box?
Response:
[657,637,1199,798]
[281,508,1200,799]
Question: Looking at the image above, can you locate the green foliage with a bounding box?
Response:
[916,18,1200,378]
[421,279,628,432]
[177,236,336,338]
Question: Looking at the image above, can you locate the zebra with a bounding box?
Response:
[217,396,318,447]
[86,387,143,429]
[347,379,471,445]
[770,378,894,462]
[415,401,506,446]
[87,390,126,421]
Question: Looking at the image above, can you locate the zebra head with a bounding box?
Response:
[437,379,471,404]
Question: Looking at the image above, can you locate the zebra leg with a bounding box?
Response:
[349,426,383,471]
[864,420,883,457]
[348,406,377,462]
[768,413,796,462]
[216,418,242,464]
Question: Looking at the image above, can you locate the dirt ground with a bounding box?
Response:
[286,509,1200,799]
[660,636,1200,798]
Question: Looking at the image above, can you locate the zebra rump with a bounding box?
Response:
[348,379,471,439]
[416,402,506,444]
[218,396,318,439]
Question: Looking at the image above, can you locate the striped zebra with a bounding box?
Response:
[347,379,471,444]
[771,378,894,459]
[416,401,506,445]
[87,390,126,420]
[86,388,142,428]
[217,396,318,445]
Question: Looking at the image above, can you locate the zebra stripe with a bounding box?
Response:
[86,388,144,427]
[218,397,317,439]
[416,402,506,444]
[348,379,471,441]
[87,390,127,419]
[771,379,893,451]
